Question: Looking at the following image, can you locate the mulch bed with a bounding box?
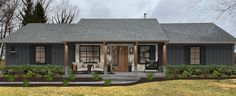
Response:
[0,77,102,82]
[0,77,235,87]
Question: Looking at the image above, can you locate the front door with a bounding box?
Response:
[112,46,128,71]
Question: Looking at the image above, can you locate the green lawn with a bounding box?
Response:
[0,60,5,70]
[0,79,235,96]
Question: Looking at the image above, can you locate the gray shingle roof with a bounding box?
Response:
[1,24,77,43]
[161,23,236,43]
[63,19,168,42]
[1,19,235,44]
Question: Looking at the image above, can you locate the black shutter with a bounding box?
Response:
[29,45,36,64]
[137,45,141,64]
[158,44,163,64]
[184,46,190,64]
[46,45,51,64]
[150,45,156,60]
[200,46,206,65]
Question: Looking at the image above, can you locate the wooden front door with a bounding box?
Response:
[112,46,128,71]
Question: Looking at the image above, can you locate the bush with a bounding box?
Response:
[46,70,54,81]
[147,73,154,80]
[63,79,70,86]
[5,75,16,81]
[104,79,112,86]
[23,79,29,87]
[92,72,101,80]
[2,65,64,79]
[69,73,76,80]
[165,65,236,79]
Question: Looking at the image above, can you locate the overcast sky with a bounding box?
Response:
[69,0,236,38]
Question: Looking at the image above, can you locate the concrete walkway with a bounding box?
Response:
[75,72,165,78]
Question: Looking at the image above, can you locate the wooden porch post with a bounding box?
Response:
[103,42,108,75]
[134,42,138,67]
[162,42,167,66]
[64,42,69,75]
[134,42,138,79]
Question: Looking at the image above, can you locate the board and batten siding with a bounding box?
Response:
[6,44,30,65]
[205,44,234,65]
[166,44,234,65]
[5,43,75,66]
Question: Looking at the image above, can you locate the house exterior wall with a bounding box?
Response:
[5,43,75,66]
[6,44,30,65]
[5,43,234,68]
[167,44,234,65]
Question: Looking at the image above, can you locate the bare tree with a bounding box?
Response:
[0,0,7,22]
[191,0,236,19]
[51,0,79,24]
[0,0,19,61]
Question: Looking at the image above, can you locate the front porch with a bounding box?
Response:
[63,41,167,77]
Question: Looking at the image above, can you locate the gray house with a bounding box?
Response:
[1,19,236,74]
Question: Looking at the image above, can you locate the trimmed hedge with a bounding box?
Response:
[2,65,64,78]
[165,65,236,79]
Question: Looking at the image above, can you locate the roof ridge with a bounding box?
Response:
[160,22,214,24]
[80,18,157,20]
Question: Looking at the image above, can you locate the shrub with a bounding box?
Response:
[46,71,54,81]
[92,72,101,80]
[69,73,76,80]
[147,73,154,80]
[5,75,16,81]
[165,64,236,79]
[209,70,221,78]
[179,70,191,78]
[3,65,64,79]
[63,79,70,86]
[104,79,112,86]
[23,79,29,87]
[22,70,34,79]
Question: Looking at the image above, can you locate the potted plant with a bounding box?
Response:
[128,60,133,72]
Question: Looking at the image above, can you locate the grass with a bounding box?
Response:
[0,79,235,96]
[0,60,5,70]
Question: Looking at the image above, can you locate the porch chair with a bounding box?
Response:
[144,60,158,72]
[73,62,87,72]
[93,62,104,72]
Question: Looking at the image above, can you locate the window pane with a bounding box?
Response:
[195,53,200,58]
[190,53,195,59]
[195,47,200,52]
[87,47,93,51]
[94,58,99,62]
[80,46,86,51]
[80,52,86,56]
[195,59,200,64]
[36,58,40,63]
[94,46,100,51]
[87,52,93,57]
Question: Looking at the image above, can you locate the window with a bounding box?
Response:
[138,45,156,64]
[79,45,100,63]
[190,47,201,64]
[35,46,46,64]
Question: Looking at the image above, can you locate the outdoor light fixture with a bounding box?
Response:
[129,47,133,54]
[107,46,110,54]
[10,46,16,53]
